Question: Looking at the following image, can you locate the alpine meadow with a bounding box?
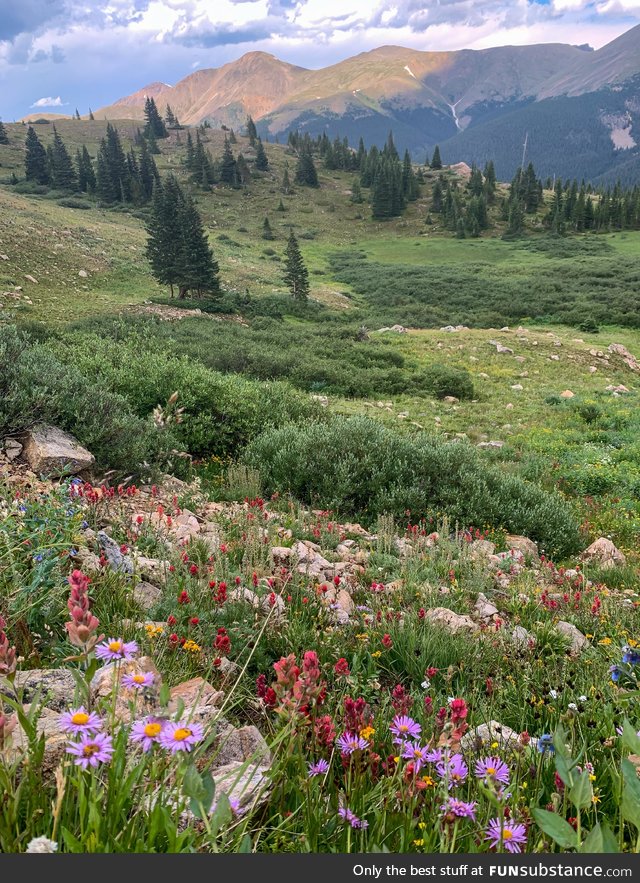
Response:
[2,4,640,859]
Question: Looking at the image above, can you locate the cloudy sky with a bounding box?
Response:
[1,0,639,120]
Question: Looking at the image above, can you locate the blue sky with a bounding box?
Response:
[1,0,639,120]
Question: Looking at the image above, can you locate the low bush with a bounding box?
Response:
[422,363,475,400]
[243,416,582,558]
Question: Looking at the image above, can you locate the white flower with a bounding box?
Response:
[549,689,558,700]
[568,703,578,711]
[421,679,431,690]
[578,695,587,703]
[26,837,58,853]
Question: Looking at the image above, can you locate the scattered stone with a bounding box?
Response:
[475,593,499,619]
[511,626,535,648]
[443,396,459,404]
[24,274,38,284]
[3,438,22,461]
[560,390,574,399]
[461,721,520,751]
[424,607,480,635]
[168,677,224,715]
[91,656,161,722]
[21,425,95,477]
[605,384,630,394]
[608,343,640,372]
[477,441,504,449]
[3,707,66,775]
[580,537,626,569]
[440,325,469,332]
[489,340,514,355]
[557,621,590,655]
[511,384,523,391]
[78,270,89,278]
[10,669,76,712]
[505,535,539,562]
[98,530,134,575]
[588,366,597,374]
[133,580,163,611]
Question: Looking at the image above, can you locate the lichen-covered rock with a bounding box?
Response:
[424,607,480,635]
[580,537,626,569]
[21,425,95,477]
[557,620,590,656]
[11,669,76,712]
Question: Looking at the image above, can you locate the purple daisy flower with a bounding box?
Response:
[308,759,330,777]
[436,752,468,787]
[424,747,443,764]
[95,638,139,662]
[390,715,422,744]
[122,671,155,690]
[158,720,204,753]
[336,731,369,755]
[130,717,165,752]
[441,798,477,820]
[338,807,368,829]
[475,756,510,786]
[66,733,114,769]
[59,707,103,735]
[485,818,528,854]
[401,741,430,774]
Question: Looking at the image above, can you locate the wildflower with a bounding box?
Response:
[307,759,330,777]
[371,650,382,659]
[130,717,165,752]
[485,818,527,854]
[549,689,558,700]
[537,734,555,755]
[401,741,430,774]
[334,658,350,677]
[95,638,138,662]
[622,646,640,665]
[441,798,477,821]
[25,837,58,853]
[59,707,103,734]
[181,640,202,654]
[360,726,375,741]
[338,807,368,829]
[475,757,510,787]
[0,616,17,678]
[122,671,155,690]
[158,721,204,753]
[66,733,114,769]
[382,634,393,649]
[436,753,468,786]
[214,628,231,655]
[336,732,369,755]
[64,570,101,653]
[425,747,443,764]
[390,715,421,744]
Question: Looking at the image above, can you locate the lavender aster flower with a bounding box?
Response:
[130,717,165,752]
[338,807,368,829]
[436,752,468,786]
[401,741,430,774]
[158,720,204,753]
[122,671,155,690]
[441,798,477,820]
[59,707,103,735]
[66,733,114,769]
[336,731,369,755]
[95,638,138,662]
[308,759,330,777]
[425,747,443,764]
[475,756,510,786]
[485,818,528,853]
[389,715,421,744]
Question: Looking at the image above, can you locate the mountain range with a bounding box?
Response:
[94,25,640,184]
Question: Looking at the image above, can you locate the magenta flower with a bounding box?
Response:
[441,798,477,820]
[95,638,138,662]
[59,707,103,735]
[425,747,443,763]
[475,756,510,786]
[390,715,421,744]
[158,720,204,753]
[338,807,368,829]
[66,733,114,769]
[130,717,165,752]
[436,752,468,787]
[485,818,528,853]
[336,732,369,755]
[401,741,430,774]
[308,759,330,777]
[122,671,155,690]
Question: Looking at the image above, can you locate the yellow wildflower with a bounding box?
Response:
[182,639,201,653]
[360,726,375,740]
[598,637,612,646]
[413,839,424,847]
[371,650,382,658]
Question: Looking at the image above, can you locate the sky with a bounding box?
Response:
[1,0,639,120]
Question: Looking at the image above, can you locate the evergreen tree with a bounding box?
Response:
[143,97,167,139]
[76,145,96,192]
[74,108,81,120]
[401,149,419,201]
[0,120,9,145]
[146,175,219,298]
[283,231,309,300]
[483,160,497,204]
[431,145,442,170]
[24,126,50,184]
[255,137,269,171]
[350,179,363,204]
[147,129,160,155]
[219,138,238,185]
[295,147,318,187]
[276,198,286,212]
[262,216,274,240]
[431,177,444,213]
[281,166,292,194]
[137,138,159,201]
[49,126,77,190]
[95,123,130,203]
[185,131,195,171]
[236,154,251,185]
[246,115,257,146]
[505,200,524,237]
[229,129,237,144]
[88,108,95,121]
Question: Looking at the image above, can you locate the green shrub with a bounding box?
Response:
[57,197,91,209]
[423,364,475,400]
[243,416,581,559]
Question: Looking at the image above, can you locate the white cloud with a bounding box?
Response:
[30,95,66,106]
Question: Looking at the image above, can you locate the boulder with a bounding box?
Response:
[608,343,640,372]
[3,439,22,461]
[474,593,499,620]
[209,761,271,815]
[424,607,479,635]
[505,535,539,562]
[132,581,163,611]
[20,425,95,477]
[91,656,162,722]
[2,707,67,776]
[11,668,76,712]
[560,390,574,399]
[461,720,520,752]
[511,626,535,648]
[98,530,134,575]
[168,677,224,715]
[580,537,626,569]
[557,621,590,656]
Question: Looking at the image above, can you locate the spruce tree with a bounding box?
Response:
[144,97,167,139]
[255,137,269,171]
[165,105,177,127]
[431,178,444,213]
[89,108,95,121]
[137,138,159,201]
[219,138,238,185]
[49,126,77,190]
[281,166,292,194]
[246,116,257,145]
[350,179,363,204]
[276,198,286,212]
[262,216,274,240]
[295,147,318,187]
[431,145,442,170]
[24,126,50,184]
[0,120,9,145]
[236,154,251,185]
[74,108,81,120]
[95,124,130,203]
[76,145,96,192]
[283,231,309,300]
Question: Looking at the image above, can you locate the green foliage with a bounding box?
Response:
[243,416,581,557]
[283,232,310,300]
[423,364,475,400]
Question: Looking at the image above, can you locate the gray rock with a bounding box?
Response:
[97,530,134,574]
[557,621,590,655]
[133,580,163,610]
[11,668,76,711]
[21,425,95,477]
[580,537,626,569]
[424,607,480,635]
[461,720,521,751]
[4,438,22,461]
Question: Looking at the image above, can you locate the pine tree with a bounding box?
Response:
[144,97,167,139]
[88,108,95,121]
[254,137,269,171]
[295,147,318,187]
[276,198,286,212]
[431,177,444,213]
[283,231,309,300]
[483,160,497,204]
[219,138,238,185]
[505,200,524,237]
[431,145,442,170]
[76,145,96,192]
[281,166,292,194]
[137,138,159,201]
[229,129,237,144]
[95,124,130,203]
[24,126,50,184]
[165,105,177,127]
[0,120,9,145]
[350,179,363,204]
[262,216,274,240]
[236,154,251,185]
[246,116,257,146]
[371,163,393,219]
[49,126,77,190]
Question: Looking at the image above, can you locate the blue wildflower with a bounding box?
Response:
[537,734,555,755]
[610,665,622,683]
[622,646,640,666]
